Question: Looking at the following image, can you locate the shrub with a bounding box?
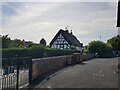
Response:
[88,41,113,58]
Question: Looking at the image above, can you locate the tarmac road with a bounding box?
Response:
[35,57,119,88]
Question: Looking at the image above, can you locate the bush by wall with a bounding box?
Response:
[1,47,78,59]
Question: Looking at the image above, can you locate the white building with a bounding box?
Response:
[49,29,83,52]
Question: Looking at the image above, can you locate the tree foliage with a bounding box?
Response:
[40,38,47,46]
[1,35,12,48]
[107,35,120,51]
[1,35,34,48]
[88,41,113,58]
[12,39,24,48]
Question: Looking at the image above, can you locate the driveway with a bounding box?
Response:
[35,57,119,88]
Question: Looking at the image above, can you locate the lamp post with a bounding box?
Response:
[28,49,32,85]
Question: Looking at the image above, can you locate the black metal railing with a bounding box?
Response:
[0,57,32,90]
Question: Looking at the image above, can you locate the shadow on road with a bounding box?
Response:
[80,62,87,65]
[27,64,76,90]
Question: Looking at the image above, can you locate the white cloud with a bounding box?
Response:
[1,0,118,2]
[2,2,118,45]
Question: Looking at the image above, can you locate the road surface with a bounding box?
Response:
[35,57,119,88]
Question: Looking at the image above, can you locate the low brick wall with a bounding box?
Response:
[80,54,94,61]
[31,53,94,81]
[71,53,94,63]
[32,56,67,80]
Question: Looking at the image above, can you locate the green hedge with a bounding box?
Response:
[2,48,30,58]
[1,48,77,59]
[30,49,76,58]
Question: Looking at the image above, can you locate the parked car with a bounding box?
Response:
[113,51,120,57]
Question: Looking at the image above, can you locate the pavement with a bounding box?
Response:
[33,57,119,88]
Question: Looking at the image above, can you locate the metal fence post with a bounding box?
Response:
[29,57,32,84]
[16,55,19,90]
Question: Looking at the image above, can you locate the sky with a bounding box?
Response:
[1,1,119,45]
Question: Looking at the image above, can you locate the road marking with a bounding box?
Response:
[93,70,104,77]
[47,85,52,89]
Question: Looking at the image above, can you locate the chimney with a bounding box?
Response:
[70,30,73,35]
[65,30,69,33]
[65,26,69,33]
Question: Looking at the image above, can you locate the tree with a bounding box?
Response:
[88,41,113,58]
[13,39,24,48]
[40,38,47,46]
[1,35,35,48]
[107,35,120,51]
[2,35,12,48]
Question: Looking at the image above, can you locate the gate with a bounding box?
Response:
[0,57,32,90]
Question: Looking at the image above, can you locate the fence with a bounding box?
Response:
[0,57,31,90]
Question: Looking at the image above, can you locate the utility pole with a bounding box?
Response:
[100,35,101,41]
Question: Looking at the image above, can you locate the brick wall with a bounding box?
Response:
[32,56,67,80]
[31,54,94,81]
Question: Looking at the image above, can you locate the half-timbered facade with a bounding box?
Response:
[50,29,83,52]
[51,33,70,49]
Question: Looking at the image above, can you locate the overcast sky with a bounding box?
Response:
[1,2,118,45]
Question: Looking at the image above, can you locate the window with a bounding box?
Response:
[54,45,56,48]
[51,45,54,48]
[54,41,57,44]
[58,45,60,49]
[64,45,67,49]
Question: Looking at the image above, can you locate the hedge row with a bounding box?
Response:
[2,48,30,58]
[1,48,78,59]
